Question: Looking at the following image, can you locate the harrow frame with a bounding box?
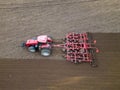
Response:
[53,32,99,67]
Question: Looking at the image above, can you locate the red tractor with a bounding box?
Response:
[21,32,99,67]
[21,35,53,56]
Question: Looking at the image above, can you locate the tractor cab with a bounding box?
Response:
[37,35,48,43]
[37,35,53,43]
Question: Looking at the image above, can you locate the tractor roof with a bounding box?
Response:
[37,35,48,43]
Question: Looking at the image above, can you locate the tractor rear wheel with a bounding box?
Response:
[41,48,51,57]
[28,46,36,53]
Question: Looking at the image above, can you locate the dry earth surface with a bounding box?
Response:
[0,0,120,90]
[0,33,120,90]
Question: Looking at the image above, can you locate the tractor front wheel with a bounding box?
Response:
[28,46,36,53]
[21,42,25,47]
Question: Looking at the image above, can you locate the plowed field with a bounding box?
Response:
[0,0,120,90]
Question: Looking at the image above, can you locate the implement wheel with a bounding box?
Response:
[90,62,98,68]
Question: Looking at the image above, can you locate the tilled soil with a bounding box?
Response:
[0,33,120,90]
[0,0,120,59]
[0,0,120,90]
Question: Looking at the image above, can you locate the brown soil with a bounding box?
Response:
[0,33,120,90]
[0,0,120,90]
[0,0,120,59]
